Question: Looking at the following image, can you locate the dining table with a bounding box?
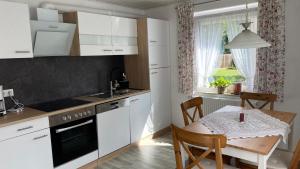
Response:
[183,107,296,169]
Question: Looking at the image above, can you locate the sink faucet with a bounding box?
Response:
[110,80,120,97]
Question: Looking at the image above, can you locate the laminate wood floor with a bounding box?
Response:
[81,133,176,169]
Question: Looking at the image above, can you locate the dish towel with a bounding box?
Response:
[200,106,290,143]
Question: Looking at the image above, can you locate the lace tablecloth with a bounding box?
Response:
[200,106,290,143]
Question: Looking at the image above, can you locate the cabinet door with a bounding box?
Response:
[0,1,33,59]
[148,45,170,68]
[77,12,112,36]
[97,106,131,157]
[112,17,138,55]
[150,68,171,132]
[112,16,137,37]
[130,93,152,143]
[0,129,53,169]
[147,18,169,46]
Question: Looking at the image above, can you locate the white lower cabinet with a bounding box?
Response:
[0,128,53,169]
[130,93,152,143]
[97,105,131,157]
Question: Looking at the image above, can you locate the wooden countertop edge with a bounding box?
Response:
[0,90,151,128]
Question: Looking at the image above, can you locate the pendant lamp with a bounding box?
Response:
[225,0,271,49]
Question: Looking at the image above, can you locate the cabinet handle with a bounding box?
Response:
[130,99,139,103]
[48,25,58,29]
[151,64,158,66]
[150,40,157,43]
[103,49,113,52]
[33,134,48,140]
[15,51,30,54]
[151,72,158,75]
[17,126,33,132]
[115,49,124,51]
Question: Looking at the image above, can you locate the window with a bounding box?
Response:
[194,11,257,94]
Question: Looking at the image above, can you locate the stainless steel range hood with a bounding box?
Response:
[30,8,76,57]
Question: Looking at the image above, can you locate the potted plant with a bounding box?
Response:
[210,77,232,94]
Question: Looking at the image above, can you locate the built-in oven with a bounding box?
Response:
[49,106,98,168]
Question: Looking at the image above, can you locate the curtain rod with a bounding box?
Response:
[192,0,222,6]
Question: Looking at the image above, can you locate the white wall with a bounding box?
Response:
[146,0,300,150]
[4,0,145,18]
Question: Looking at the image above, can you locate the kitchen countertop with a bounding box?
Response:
[0,89,150,128]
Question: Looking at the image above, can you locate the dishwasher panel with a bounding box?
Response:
[96,98,131,157]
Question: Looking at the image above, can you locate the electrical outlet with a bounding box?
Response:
[3,89,14,97]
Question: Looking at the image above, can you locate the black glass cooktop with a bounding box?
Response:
[29,98,91,112]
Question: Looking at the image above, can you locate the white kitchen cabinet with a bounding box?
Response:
[97,103,131,157]
[75,12,138,56]
[112,16,137,37]
[149,45,170,68]
[112,16,138,55]
[147,18,169,46]
[0,128,53,169]
[77,12,112,36]
[0,1,33,59]
[130,93,152,143]
[150,68,171,132]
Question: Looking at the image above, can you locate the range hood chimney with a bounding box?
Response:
[30,8,76,57]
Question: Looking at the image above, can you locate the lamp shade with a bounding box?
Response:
[225,29,271,49]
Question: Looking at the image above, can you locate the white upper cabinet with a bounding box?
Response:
[77,12,112,36]
[147,18,169,46]
[76,12,138,56]
[112,16,138,55]
[0,1,33,59]
[112,16,137,37]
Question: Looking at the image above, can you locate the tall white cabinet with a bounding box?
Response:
[147,18,171,132]
[0,1,33,59]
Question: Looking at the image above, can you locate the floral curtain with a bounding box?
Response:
[255,0,286,102]
[176,2,194,95]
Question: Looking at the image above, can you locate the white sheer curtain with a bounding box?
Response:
[194,16,224,91]
[226,11,258,91]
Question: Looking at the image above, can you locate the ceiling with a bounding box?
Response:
[95,0,177,9]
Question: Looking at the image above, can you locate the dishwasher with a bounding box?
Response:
[96,98,131,157]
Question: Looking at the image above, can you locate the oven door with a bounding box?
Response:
[50,116,98,167]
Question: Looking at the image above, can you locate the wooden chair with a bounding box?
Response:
[171,124,238,169]
[181,97,232,165]
[240,92,277,111]
[181,97,204,126]
[239,139,300,169]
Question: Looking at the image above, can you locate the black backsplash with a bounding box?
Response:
[0,56,124,106]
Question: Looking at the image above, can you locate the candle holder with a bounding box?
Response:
[240,112,245,123]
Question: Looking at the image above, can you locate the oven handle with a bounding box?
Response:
[55,119,94,134]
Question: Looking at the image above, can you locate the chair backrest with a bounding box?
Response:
[240,92,277,111]
[181,97,204,126]
[290,139,300,169]
[171,124,227,169]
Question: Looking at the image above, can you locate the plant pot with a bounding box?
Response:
[217,87,226,94]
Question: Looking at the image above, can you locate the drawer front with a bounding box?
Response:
[0,117,49,142]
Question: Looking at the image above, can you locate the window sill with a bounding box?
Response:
[193,92,241,101]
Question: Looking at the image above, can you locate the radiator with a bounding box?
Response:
[202,97,241,115]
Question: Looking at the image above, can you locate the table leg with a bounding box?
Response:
[258,154,267,169]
